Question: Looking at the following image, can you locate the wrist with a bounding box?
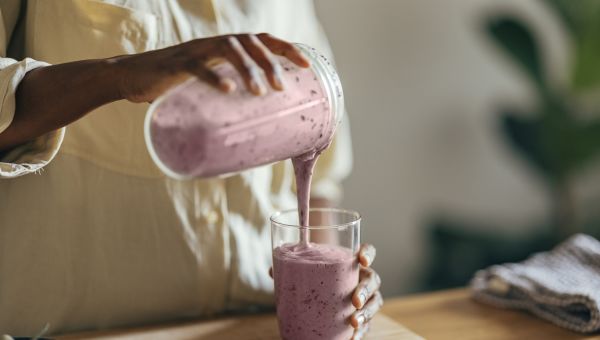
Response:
[102,55,129,102]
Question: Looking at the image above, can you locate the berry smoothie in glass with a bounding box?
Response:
[271,208,360,340]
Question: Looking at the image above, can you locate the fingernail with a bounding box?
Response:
[273,74,285,90]
[362,254,371,266]
[359,292,367,306]
[273,66,285,90]
[219,78,236,92]
[250,79,266,95]
[356,314,365,327]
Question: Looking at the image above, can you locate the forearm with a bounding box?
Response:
[0,58,122,151]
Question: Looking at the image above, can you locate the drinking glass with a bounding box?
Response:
[271,208,361,340]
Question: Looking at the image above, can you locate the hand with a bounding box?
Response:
[350,244,382,340]
[111,33,310,103]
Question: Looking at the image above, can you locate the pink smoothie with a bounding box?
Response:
[147,57,335,179]
[292,154,319,243]
[273,242,359,340]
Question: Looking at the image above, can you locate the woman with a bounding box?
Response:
[0,0,381,337]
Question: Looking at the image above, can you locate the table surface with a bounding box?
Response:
[382,288,600,340]
[58,288,600,340]
[58,313,420,340]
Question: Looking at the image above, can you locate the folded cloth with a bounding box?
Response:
[470,234,600,333]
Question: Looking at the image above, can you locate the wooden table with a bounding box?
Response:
[58,288,600,339]
[383,288,600,340]
[58,313,419,339]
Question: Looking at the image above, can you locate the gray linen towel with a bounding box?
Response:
[470,234,600,333]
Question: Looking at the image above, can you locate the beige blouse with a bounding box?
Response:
[0,0,352,335]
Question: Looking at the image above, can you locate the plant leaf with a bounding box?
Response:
[486,16,544,88]
[501,95,600,183]
[543,0,600,91]
[501,111,560,182]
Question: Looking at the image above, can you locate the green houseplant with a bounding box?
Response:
[424,1,600,290]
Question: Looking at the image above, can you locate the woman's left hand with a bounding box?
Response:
[350,244,383,340]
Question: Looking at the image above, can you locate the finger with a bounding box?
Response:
[352,267,381,309]
[238,35,285,91]
[256,33,310,68]
[220,36,266,95]
[359,244,376,267]
[359,267,370,281]
[351,322,371,340]
[269,267,273,279]
[183,59,235,92]
[350,291,383,329]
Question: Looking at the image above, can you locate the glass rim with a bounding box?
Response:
[270,207,361,230]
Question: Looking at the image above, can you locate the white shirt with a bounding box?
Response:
[0,0,352,335]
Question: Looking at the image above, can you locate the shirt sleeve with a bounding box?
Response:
[285,1,354,203]
[0,3,64,178]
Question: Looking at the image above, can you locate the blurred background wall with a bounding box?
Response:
[313,0,583,297]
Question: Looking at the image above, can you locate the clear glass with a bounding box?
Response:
[271,208,360,340]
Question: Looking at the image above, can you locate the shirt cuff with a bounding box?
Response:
[0,127,65,178]
[0,58,64,178]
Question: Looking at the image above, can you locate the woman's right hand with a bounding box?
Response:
[0,33,309,152]
[111,33,311,103]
